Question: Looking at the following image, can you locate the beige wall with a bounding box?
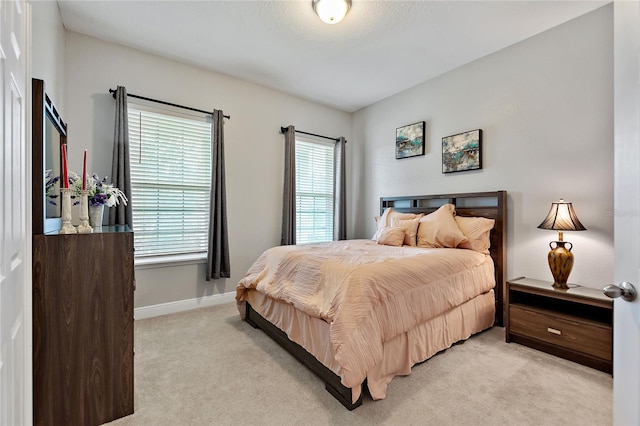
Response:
[63,31,352,308]
[351,5,614,289]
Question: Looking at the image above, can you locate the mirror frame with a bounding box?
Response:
[32,78,67,234]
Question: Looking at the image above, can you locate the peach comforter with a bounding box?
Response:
[236,240,495,400]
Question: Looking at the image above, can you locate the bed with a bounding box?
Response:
[236,191,506,409]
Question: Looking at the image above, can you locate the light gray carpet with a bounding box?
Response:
[108,303,612,426]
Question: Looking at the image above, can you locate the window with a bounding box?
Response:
[295,138,335,244]
[128,104,212,258]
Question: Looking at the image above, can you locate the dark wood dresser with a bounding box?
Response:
[32,226,134,425]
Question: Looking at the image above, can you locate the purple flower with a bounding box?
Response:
[89,193,108,207]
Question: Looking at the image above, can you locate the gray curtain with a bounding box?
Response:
[109,86,133,227]
[281,125,296,245]
[334,137,347,240]
[206,110,230,280]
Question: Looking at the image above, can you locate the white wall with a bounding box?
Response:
[351,5,614,289]
[64,32,352,308]
[31,0,66,112]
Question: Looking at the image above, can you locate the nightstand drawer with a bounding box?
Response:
[510,305,612,361]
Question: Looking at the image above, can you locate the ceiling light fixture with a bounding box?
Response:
[312,0,351,25]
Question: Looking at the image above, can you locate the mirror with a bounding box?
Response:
[44,112,61,219]
[32,78,67,234]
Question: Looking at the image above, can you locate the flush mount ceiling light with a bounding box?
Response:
[312,0,352,24]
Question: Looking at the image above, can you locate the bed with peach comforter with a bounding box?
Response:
[237,240,496,403]
[237,191,506,409]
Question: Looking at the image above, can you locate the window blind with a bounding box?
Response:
[128,105,212,257]
[295,138,334,244]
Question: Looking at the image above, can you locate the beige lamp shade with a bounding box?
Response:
[537,199,586,232]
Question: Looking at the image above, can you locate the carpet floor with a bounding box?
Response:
[108,302,612,426]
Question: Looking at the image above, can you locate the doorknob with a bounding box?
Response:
[602,282,637,302]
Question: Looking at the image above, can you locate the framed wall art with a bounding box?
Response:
[442,129,482,173]
[396,121,425,159]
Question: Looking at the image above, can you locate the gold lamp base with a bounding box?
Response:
[547,240,574,289]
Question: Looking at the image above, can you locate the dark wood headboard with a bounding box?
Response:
[380,191,507,326]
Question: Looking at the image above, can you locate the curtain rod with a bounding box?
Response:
[280,126,346,143]
[108,89,230,119]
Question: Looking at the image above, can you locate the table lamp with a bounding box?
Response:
[537,199,586,289]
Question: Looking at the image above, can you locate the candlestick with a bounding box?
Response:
[59,188,77,234]
[61,143,68,189]
[82,149,87,191]
[77,189,93,234]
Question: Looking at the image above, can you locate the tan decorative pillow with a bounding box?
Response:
[391,216,422,246]
[455,216,495,254]
[376,227,408,247]
[417,204,468,248]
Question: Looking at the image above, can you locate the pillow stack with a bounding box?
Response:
[373,204,495,253]
[373,209,423,246]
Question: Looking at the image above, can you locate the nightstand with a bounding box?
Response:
[506,277,613,373]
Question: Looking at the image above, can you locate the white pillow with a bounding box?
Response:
[372,208,394,240]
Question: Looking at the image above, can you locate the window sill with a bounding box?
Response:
[135,253,207,270]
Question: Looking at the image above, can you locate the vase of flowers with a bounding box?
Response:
[69,172,128,229]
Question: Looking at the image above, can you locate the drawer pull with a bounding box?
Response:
[547,327,562,335]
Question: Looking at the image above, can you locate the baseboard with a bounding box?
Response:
[134,292,236,320]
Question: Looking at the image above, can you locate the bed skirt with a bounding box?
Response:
[239,288,495,405]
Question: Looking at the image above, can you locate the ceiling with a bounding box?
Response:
[57,0,608,113]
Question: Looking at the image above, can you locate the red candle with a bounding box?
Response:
[61,143,68,189]
[82,149,87,190]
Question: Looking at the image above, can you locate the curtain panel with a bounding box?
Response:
[281,125,296,245]
[109,86,133,227]
[334,136,347,240]
[206,110,231,280]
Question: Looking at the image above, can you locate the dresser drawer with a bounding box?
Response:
[509,304,612,361]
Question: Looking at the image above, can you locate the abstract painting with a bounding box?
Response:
[442,129,482,173]
[396,121,425,159]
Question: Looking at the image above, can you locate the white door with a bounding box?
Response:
[0,0,31,424]
[613,1,640,425]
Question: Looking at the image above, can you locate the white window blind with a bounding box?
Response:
[296,138,334,244]
[128,105,212,257]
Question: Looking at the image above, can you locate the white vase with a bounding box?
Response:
[88,204,104,229]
